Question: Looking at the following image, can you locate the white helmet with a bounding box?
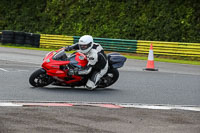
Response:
[78,35,94,54]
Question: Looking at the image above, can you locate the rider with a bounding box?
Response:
[65,35,108,90]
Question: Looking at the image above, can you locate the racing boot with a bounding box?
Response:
[86,79,96,90]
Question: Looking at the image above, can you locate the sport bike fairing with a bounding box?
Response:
[42,49,88,84]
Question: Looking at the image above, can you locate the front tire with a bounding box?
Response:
[29,68,53,87]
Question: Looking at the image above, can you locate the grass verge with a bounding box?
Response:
[124,55,200,65]
[0,43,200,65]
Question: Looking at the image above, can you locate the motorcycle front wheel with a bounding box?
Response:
[29,68,53,87]
[97,68,119,88]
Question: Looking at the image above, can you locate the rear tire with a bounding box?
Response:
[97,69,119,88]
[29,68,53,87]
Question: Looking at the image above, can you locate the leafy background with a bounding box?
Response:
[0,0,199,42]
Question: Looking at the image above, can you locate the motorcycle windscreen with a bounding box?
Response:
[108,53,127,68]
[52,50,67,61]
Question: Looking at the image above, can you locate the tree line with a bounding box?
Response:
[0,0,199,43]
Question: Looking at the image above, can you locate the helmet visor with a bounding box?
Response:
[79,42,92,50]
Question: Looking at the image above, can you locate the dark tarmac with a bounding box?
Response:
[0,106,200,133]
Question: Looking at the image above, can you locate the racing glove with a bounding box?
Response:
[65,46,73,51]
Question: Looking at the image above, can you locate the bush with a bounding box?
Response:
[0,0,199,42]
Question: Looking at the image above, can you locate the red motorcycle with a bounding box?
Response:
[29,48,126,89]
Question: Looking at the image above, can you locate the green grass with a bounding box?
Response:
[124,55,200,65]
[1,43,200,65]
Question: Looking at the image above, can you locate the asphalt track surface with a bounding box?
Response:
[0,47,200,133]
[0,47,199,105]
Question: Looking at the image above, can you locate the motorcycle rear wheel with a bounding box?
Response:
[97,69,119,88]
[29,68,53,87]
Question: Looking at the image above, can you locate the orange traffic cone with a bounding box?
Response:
[144,43,158,71]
